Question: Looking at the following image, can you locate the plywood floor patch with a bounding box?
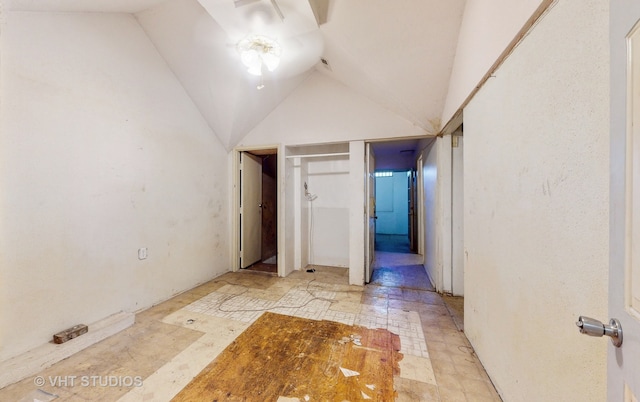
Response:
[172,312,402,401]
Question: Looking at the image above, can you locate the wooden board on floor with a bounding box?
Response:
[172,312,402,401]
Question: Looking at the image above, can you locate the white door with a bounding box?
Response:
[240,152,262,268]
[365,143,376,282]
[609,6,640,400]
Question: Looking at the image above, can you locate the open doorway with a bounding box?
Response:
[239,150,278,274]
[374,169,418,254]
[366,139,431,290]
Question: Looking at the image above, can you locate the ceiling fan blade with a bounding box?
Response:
[233,0,284,21]
[270,0,284,21]
[234,0,260,8]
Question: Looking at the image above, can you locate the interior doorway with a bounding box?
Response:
[369,167,429,290]
[365,139,427,290]
[239,149,278,274]
[374,169,418,254]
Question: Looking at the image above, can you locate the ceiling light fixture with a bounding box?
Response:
[237,35,282,76]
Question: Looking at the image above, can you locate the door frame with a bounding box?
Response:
[610,5,640,399]
[417,154,425,256]
[239,151,263,268]
[364,138,427,259]
[408,168,418,252]
[231,145,282,275]
[365,143,376,283]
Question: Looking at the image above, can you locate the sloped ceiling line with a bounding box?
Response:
[7,0,467,150]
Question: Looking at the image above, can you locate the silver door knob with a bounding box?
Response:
[576,316,623,347]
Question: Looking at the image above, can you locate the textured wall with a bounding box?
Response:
[463,1,609,400]
[442,0,544,124]
[0,11,229,361]
[306,157,350,267]
[421,140,439,289]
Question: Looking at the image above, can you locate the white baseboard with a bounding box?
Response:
[0,311,135,389]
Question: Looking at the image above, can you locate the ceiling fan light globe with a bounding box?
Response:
[240,49,259,67]
[247,63,263,76]
[237,35,281,76]
[262,53,280,71]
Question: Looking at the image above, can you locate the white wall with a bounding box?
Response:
[299,158,311,269]
[306,157,350,267]
[238,72,426,148]
[463,1,609,401]
[283,155,297,276]
[421,140,439,289]
[420,136,457,294]
[442,0,544,124]
[0,12,229,361]
[451,136,464,296]
[349,141,366,285]
[437,137,453,294]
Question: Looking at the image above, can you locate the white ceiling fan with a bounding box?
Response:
[197,0,325,79]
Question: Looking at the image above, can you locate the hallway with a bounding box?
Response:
[1,260,500,401]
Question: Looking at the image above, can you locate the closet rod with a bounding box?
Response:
[285,152,350,159]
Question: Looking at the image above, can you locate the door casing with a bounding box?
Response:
[609,4,640,400]
[239,152,262,268]
[365,143,376,283]
[232,146,282,274]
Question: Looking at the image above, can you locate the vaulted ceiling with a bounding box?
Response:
[6,0,466,151]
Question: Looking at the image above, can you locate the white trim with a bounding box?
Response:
[231,144,282,275]
[285,152,350,159]
[0,312,134,388]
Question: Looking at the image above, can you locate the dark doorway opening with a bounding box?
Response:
[242,152,278,274]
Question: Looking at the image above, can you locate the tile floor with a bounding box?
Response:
[0,252,501,401]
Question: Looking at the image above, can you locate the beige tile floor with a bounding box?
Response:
[0,252,501,401]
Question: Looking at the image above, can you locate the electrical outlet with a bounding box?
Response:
[138,247,148,260]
